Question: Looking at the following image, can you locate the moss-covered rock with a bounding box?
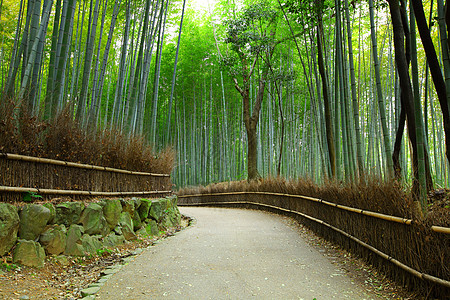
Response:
[19,204,51,240]
[169,196,179,208]
[13,240,45,268]
[103,199,122,230]
[79,203,109,236]
[158,206,181,230]
[132,197,141,210]
[81,235,102,254]
[42,203,56,224]
[64,224,85,256]
[149,201,162,221]
[120,199,135,215]
[132,210,142,231]
[0,203,20,256]
[119,212,136,241]
[169,207,182,226]
[55,202,84,227]
[102,233,125,248]
[136,227,148,237]
[137,199,151,221]
[159,215,173,230]
[144,220,159,236]
[159,199,169,211]
[54,255,69,266]
[39,224,67,255]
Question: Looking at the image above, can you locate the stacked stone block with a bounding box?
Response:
[0,196,181,268]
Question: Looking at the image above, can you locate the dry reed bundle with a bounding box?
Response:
[0,101,175,175]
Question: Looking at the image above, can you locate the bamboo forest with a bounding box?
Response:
[0,0,449,208]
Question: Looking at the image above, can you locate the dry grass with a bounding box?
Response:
[0,101,174,174]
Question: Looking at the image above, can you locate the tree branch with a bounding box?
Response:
[248,55,259,79]
[233,77,244,96]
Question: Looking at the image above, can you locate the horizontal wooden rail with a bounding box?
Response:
[177,191,448,234]
[0,185,172,197]
[0,153,170,177]
[179,199,450,289]
[431,226,450,234]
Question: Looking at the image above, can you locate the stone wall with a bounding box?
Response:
[0,196,181,268]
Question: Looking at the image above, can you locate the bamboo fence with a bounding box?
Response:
[178,192,450,296]
[179,191,448,230]
[0,153,172,202]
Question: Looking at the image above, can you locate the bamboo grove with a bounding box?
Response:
[0,0,449,208]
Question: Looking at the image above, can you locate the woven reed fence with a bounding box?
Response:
[0,153,172,203]
[178,192,450,297]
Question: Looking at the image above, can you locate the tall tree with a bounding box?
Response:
[18,0,53,107]
[315,0,336,179]
[76,0,101,125]
[369,0,393,178]
[344,0,364,178]
[166,0,187,143]
[224,2,279,180]
[410,0,450,165]
[51,0,76,116]
[387,0,424,207]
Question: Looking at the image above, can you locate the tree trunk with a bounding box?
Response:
[388,0,422,204]
[392,0,410,180]
[112,0,130,128]
[166,0,186,143]
[4,0,29,99]
[317,24,336,178]
[76,0,100,125]
[87,0,109,129]
[18,0,52,102]
[344,0,364,179]
[392,106,406,179]
[52,0,75,117]
[91,0,121,129]
[369,0,394,178]
[126,0,152,133]
[411,0,450,165]
[246,119,260,180]
[446,0,450,52]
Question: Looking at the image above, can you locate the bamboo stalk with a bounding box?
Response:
[178,198,450,288]
[178,191,447,233]
[0,153,170,177]
[0,185,171,196]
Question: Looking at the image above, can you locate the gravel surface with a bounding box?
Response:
[96,207,389,299]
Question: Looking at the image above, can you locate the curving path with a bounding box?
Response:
[96,207,382,299]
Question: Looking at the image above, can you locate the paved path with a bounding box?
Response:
[96,207,381,299]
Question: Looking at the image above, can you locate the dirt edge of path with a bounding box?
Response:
[278,211,418,300]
